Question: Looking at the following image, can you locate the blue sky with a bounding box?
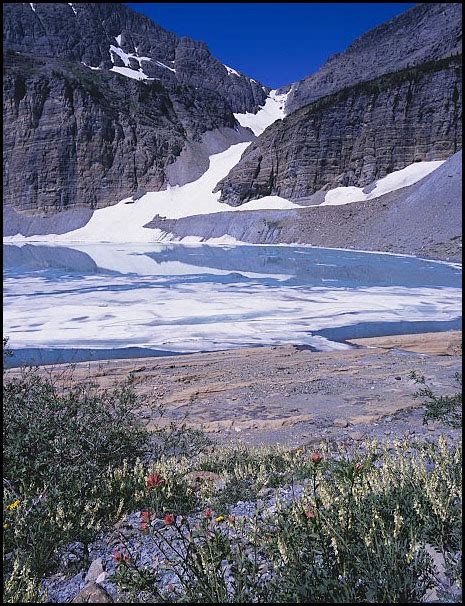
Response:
[127,3,416,88]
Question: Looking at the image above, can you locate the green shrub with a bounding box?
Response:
[3,338,462,602]
[410,371,462,428]
[3,367,149,574]
[3,555,46,603]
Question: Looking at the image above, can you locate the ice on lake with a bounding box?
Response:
[3,243,462,364]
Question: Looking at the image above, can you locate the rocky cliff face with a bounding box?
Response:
[281,2,462,114]
[216,56,462,206]
[3,2,462,233]
[3,50,254,213]
[3,2,267,215]
[4,3,268,113]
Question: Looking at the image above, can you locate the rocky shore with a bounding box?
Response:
[9,331,461,448]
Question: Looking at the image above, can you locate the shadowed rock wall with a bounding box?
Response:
[216,57,462,206]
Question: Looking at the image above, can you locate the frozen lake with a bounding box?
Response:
[3,243,462,366]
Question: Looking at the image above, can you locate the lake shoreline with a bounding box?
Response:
[6,330,462,448]
[3,237,462,267]
[5,319,462,369]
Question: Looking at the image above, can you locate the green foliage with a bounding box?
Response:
[108,439,461,603]
[3,555,46,603]
[151,422,213,460]
[3,367,149,574]
[410,370,462,428]
[2,359,209,599]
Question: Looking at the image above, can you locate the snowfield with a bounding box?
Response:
[234,89,287,136]
[320,161,446,206]
[17,143,300,243]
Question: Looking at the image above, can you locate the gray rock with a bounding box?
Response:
[165,126,254,187]
[281,3,462,114]
[216,57,462,207]
[349,431,366,442]
[2,205,94,238]
[85,558,104,583]
[3,3,268,114]
[71,581,113,603]
[144,151,462,262]
[95,572,107,585]
[3,53,242,217]
[59,542,85,569]
[333,418,349,428]
[44,571,86,604]
[3,2,267,223]
[258,487,275,499]
[3,1,462,246]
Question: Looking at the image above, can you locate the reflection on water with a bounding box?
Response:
[3,243,462,287]
[3,243,462,364]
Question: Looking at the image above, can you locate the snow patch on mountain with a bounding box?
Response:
[224,65,241,77]
[321,161,445,207]
[110,66,153,81]
[107,42,174,80]
[234,90,288,136]
[82,62,101,71]
[154,60,176,73]
[109,45,152,67]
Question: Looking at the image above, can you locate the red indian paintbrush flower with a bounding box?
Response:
[163,513,174,525]
[204,507,213,519]
[113,549,129,563]
[310,452,322,464]
[146,473,166,488]
[304,508,316,519]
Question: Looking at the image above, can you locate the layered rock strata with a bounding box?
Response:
[2,2,266,216]
[4,3,267,113]
[3,51,255,213]
[216,57,462,206]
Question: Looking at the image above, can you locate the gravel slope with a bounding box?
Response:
[146,151,462,262]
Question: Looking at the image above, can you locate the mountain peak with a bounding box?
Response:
[282,2,461,114]
[4,2,269,113]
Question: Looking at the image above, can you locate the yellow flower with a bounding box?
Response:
[6,500,20,511]
[215,515,225,523]
[3,523,9,529]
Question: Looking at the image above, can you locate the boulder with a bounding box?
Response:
[71,582,113,603]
